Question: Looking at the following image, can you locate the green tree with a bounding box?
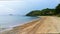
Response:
[26,4,60,16]
[55,4,60,14]
[41,8,55,15]
[26,10,41,16]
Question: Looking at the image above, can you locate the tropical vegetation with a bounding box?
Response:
[26,4,60,16]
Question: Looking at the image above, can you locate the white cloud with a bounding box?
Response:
[0,0,59,15]
[0,0,21,1]
[0,1,25,15]
[0,5,4,6]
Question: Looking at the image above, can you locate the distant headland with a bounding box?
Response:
[26,4,60,17]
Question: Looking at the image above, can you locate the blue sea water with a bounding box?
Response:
[0,15,38,31]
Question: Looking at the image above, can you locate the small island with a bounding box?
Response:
[9,14,13,16]
[1,4,60,34]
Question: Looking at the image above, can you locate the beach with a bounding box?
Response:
[1,16,60,34]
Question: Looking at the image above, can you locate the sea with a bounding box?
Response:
[0,15,38,32]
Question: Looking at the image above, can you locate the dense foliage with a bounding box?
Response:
[26,4,60,16]
[55,4,60,14]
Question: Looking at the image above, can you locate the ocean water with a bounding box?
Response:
[0,15,38,31]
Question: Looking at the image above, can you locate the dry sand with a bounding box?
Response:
[1,16,60,34]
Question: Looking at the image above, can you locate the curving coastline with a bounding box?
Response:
[1,16,60,34]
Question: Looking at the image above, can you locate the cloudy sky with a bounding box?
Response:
[0,0,60,15]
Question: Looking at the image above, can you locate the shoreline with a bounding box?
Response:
[0,17,40,34]
[1,16,60,34]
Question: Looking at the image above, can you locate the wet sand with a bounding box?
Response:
[1,16,60,34]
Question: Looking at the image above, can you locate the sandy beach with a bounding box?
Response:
[1,16,60,34]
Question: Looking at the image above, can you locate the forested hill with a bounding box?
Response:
[26,4,60,16]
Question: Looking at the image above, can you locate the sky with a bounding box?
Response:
[0,0,60,15]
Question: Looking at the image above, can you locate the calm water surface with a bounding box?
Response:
[0,15,38,31]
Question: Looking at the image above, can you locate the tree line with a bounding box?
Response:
[26,4,60,16]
